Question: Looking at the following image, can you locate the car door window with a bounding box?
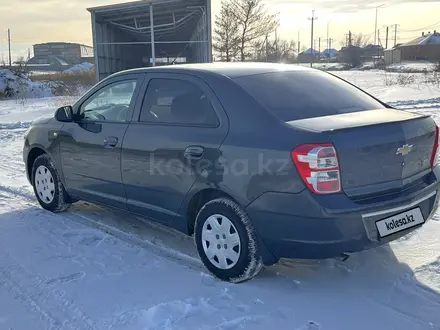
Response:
[139,78,219,127]
[79,80,137,122]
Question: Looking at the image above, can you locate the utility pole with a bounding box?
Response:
[297,30,301,64]
[7,29,12,67]
[265,34,268,61]
[377,29,381,61]
[349,30,352,46]
[385,26,389,49]
[374,5,385,46]
[308,10,318,68]
[394,24,398,46]
[318,37,321,55]
[327,21,330,63]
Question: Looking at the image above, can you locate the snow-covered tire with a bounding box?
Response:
[194,198,263,283]
[31,154,71,213]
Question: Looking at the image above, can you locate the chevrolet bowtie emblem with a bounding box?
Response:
[396,144,413,156]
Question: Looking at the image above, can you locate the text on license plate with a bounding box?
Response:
[376,207,424,238]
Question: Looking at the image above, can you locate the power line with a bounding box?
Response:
[399,21,440,32]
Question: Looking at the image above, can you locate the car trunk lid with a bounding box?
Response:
[287,109,437,197]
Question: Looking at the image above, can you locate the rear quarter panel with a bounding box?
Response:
[197,75,328,206]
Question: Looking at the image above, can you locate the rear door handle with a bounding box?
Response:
[184,146,204,159]
[103,136,118,148]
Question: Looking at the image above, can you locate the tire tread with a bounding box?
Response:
[195,197,263,283]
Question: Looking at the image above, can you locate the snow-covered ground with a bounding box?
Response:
[309,61,438,72]
[0,71,440,330]
[64,63,94,73]
[386,61,438,73]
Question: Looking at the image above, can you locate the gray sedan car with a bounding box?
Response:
[23,63,440,282]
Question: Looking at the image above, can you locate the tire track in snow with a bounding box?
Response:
[0,246,99,330]
[0,184,206,277]
[413,257,440,292]
[0,121,32,130]
[388,97,440,111]
[388,97,440,108]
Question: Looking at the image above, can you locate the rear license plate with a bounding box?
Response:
[376,207,424,238]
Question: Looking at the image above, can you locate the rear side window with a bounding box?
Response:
[233,71,385,122]
[139,78,220,127]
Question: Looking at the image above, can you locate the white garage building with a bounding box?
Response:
[88,0,212,81]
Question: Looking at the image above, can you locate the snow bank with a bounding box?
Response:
[353,61,438,72]
[314,62,350,71]
[0,68,52,98]
[64,62,94,73]
[386,61,437,73]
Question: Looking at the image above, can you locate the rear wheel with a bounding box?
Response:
[194,198,263,283]
[31,154,71,213]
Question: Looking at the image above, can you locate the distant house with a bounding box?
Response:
[384,31,440,64]
[26,56,71,72]
[361,44,384,61]
[384,44,403,64]
[297,48,320,63]
[320,48,339,60]
[338,45,362,66]
[27,42,94,71]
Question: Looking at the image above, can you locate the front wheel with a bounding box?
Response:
[194,198,263,283]
[31,154,71,213]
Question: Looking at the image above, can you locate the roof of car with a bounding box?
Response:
[111,62,316,79]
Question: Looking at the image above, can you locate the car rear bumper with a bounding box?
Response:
[246,167,440,262]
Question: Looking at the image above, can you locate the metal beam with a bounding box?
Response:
[150,5,156,66]
[206,0,212,62]
[91,11,100,82]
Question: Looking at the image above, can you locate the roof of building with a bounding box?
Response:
[33,42,93,48]
[300,48,320,55]
[363,44,384,50]
[401,32,440,46]
[110,62,316,79]
[321,48,339,55]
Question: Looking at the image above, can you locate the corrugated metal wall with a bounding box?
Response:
[91,0,211,81]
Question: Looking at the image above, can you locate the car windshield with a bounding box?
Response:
[233,71,386,122]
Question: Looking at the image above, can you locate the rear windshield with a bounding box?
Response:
[233,71,386,122]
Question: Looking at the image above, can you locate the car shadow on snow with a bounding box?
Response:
[1,202,440,328]
[65,203,440,287]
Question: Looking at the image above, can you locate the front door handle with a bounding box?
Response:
[184,146,204,159]
[103,136,118,148]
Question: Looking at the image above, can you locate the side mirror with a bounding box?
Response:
[55,106,74,122]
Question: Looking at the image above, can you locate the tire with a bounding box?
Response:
[31,154,71,213]
[194,198,263,283]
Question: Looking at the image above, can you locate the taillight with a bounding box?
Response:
[291,144,341,194]
[431,124,439,168]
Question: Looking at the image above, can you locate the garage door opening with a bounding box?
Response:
[88,0,212,81]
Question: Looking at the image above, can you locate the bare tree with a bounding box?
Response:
[252,37,296,63]
[352,33,371,47]
[231,0,279,61]
[0,55,7,67]
[213,1,240,62]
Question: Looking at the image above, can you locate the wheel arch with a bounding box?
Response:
[26,146,48,182]
[184,188,242,236]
